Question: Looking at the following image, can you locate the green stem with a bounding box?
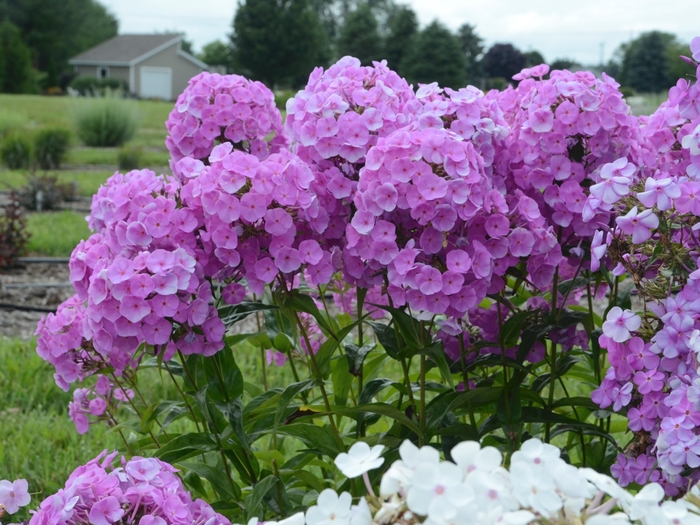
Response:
[419,354,426,446]
[545,341,558,443]
[164,360,202,433]
[295,312,344,451]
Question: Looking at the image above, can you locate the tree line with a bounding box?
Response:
[0,0,694,95]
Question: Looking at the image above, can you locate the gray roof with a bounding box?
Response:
[69,34,182,65]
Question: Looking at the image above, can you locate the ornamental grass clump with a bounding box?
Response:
[74,94,138,147]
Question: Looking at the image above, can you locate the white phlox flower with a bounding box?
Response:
[509,461,562,518]
[466,470,519,513]
[350,498,372,525]
[380,440,440,497]
[628,483,665,523]
[334,442,385,479]
[510,439,560,470]
[306,489,352,525]
[450,441,502,477]
[406,461,470,516]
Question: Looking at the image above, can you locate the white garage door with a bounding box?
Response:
[140,66,172,100]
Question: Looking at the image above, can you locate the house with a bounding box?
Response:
[69,34,208,101]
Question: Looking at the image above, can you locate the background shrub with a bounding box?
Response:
[34,128,70,169]
[117,145,143,171]
[69,76,128,96]
[73,94,138,147]
[0,192,28,267]
[18,174,74,211]
[0,131,32,169]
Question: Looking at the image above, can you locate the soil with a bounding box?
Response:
[0,262,72,339]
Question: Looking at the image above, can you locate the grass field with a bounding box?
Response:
[26,211,92,256]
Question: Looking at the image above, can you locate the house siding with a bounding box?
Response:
[73,64,131,87]
[135,44,203,100]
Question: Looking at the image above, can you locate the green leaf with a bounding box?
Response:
[420,342,454,389]
[274,380,314,428]
[374,305,431,350]
[332,403,420,434]
[315,317,366,377]
[499,310,531,348]
[283,291,334,336]
[180,461,242,501]
[331,357,352,406]
[345,343,376,376]
[155,432,218,463]
[219,302,278,326]
[359,378,403,405]
[275,423,343,457]
[245,475,279,521]
[552,396,600,410]
[368,321,400,359]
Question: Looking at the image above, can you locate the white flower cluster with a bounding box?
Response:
[241,438,700,525]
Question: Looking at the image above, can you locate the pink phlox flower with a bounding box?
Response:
[602,306,641,343]
[615,206,659,243]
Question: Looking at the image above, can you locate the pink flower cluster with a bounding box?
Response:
[166,71,287,178]
[29,452,230,525]
[285,56,417,175]
[591,48,700,490]
[69,375,134,434]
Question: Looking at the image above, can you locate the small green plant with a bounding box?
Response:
[18,174,74,211]
[74,94,138,147]
[0,132,32,169]
[34,128,71,169]
[117,145,143,171]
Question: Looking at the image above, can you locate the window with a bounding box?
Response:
[98,66,109,79]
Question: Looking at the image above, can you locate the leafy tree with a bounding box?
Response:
[523,50,545,67]
[199,40,234,71]
[0,19,34,93]
[481,43,526,81]
[550,58,579,71]
[456,23,483,84]
[401,20,466,89]
[0,0,118,87]
[612,31,694,93]
[383,4,417,74]
[232,0,327,88]
[336,2,382,65]
[666,41,696,85]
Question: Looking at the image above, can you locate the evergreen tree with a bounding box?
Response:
[523,50,545,67]
[456,23,483,84]
[384,5,417,75]
[481,43,526,81]
[336,2,382,65]
[615,31,690,93]
[232,0,327,88]
[401,20,466,89]
[0,19,34,93]
[0,0,118,87]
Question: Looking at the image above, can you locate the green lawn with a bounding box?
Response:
[26,211,92,257]
[0,94,172,177]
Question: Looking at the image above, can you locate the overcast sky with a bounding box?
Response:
[100,0,699,65]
